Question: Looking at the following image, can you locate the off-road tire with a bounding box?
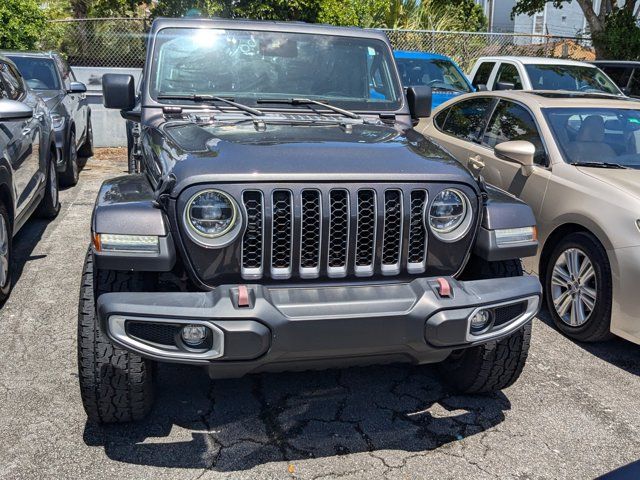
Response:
[438,257,531,393]
[78,117,94,158]
[543,232,613,342]
[60,130,79,187]
[36,155,60,219]
[0,202,12,305]
[77,249,155,423]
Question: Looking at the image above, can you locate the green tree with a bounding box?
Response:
[512,0,640,58]
[0,0,47,50]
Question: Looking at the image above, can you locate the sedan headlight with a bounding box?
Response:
[186,189,238,238]
[428,189,472,241]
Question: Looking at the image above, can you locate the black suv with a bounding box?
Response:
[81,19,542,423]
[3,51,93,186]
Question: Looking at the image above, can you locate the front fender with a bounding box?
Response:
[92,174,175,271]
[473,184,538,262]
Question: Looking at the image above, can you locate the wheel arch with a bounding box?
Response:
[0,167,14,228]
[539,221,611,281]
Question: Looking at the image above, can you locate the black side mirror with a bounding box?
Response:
[621,86,631,96]
[68,81,87,94]
[406,85,432,119]
[496,81,515,91]
[102,74,135,110]
[0,99,33,120]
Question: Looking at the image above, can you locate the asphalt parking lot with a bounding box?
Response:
[0,149,638,479]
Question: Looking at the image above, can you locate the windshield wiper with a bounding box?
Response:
[570,161,627,169]
[157,94,264,116]
[256,97,360,119]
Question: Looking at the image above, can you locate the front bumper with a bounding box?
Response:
[97,275,541,378]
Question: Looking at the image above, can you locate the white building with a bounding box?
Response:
[475,0,598,37]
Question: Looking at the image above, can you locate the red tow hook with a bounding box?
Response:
[237,285,250,307]
[436,277,452,298]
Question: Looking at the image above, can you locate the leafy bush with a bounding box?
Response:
[0,0,47,50]
[592,9,640,61]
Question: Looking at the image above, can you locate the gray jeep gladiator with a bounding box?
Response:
[80,18,542,423]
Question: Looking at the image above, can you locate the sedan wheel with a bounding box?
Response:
[544,232,612,342]
[551,248,597,327]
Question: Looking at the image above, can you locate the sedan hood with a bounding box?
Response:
[577,167,640,201]
[158,121,476,193]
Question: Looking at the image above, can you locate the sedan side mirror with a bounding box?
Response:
[0,99,33,121]
[68,81,87,94]
[494,140,535,176]
[406,85,432,120]
[102,74,135,110]
[496,81,515,91]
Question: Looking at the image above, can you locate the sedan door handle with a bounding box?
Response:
[468,154,485,174]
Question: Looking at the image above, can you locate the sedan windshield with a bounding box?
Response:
[544,107,640,169]
[396,57,471,93]
[7,56,60,90]
[150,28,402,111]
[525,64,621,95]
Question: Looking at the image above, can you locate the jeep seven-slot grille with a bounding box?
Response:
[241,187,429,280]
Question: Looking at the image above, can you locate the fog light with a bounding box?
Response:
[470,309,492,333]
[181,324,208,347]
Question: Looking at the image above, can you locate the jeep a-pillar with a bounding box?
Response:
[79,18,541,423]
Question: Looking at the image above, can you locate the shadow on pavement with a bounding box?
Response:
[10,217,50,291]
[83,363,511,471]
[537,309,640,377]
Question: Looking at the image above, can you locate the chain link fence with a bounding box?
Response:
[42,19,594,71]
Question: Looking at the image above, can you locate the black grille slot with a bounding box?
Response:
[355,190,376,272]
[407,190,427,270]
[242,191,263,273]
[126,322,180,346]
[382,190,403,268]
[271,190,293,275]
[300,190,321,272]
[328,190,349,273]
[493,302,527,327]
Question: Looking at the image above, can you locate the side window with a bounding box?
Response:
[601,66,632,90]
[495,63,523,90]
[0,63,25,100]
[483,100,546,165]
[441,97,494,142]
[433,107,449,130]
[472,62,494,88]
[629,69,640,97]
[54,55,70,88]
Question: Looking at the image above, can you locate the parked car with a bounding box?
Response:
[0,56,60,304]
[79,18,542,424]
[2,51,93,186]
[394,50,473,108]
[590,61,640,99]
[422,90,640,345]
[468,56,623,96]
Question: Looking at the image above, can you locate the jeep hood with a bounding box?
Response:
[158,121,477,193]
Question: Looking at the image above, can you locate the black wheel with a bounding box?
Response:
[77,249,155,423]
[60,130,79,187]
[438,257,531,393]
[543,232,612,342]
[0,202,12,305]
[36,154,60,219]
[78,116,94,158]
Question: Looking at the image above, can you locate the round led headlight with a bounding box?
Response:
[186,189,237,238]
[428,189,471,241]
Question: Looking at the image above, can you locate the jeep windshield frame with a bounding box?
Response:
[147,26,404,113]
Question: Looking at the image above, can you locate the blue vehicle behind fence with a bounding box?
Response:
[394,50,473,108]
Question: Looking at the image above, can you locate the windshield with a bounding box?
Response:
[544,107,640,169]
[396,57,471,93]
[525,64,621,95]
[150,28,402,111]
[7,56,60,90]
